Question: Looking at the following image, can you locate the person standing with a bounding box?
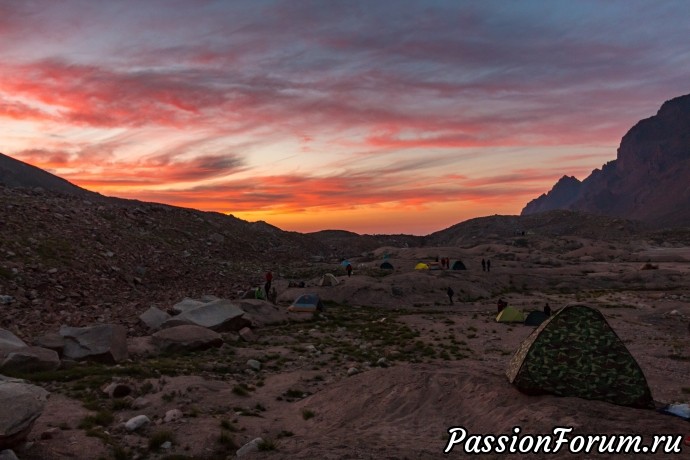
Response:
[447,287,454,305]
[486,259,491,272]
[264,270,273,296]
[346,263,353,277]
[481,259,486,272]
[544,303,551,317]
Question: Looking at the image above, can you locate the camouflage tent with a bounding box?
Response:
[506,304,653,408]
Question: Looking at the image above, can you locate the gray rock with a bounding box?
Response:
[234,299,290,327]
[162,299,248,332]
[59,324,128,363]
[1,346,60,373]
[238,327,256,342]
[246,359,261,371]
[164,409,183,423]
[152,325,223,352]
[0,330,27,354]
[347,367,359,376]
[171,298,205,314]
[0,296,13,305]
[0,377,49,449]
[376,357,389,368]
[200,294,220,303]
[236,437,263,457]
[124,415,150,432]
[0,449,19,460]
[139,307,171,331]
[33,333,65,355]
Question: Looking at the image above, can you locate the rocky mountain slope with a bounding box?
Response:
[0,184,334,338]
[0,153,94,197]
[522,94,690,226]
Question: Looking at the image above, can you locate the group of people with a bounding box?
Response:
[481,258,491,272]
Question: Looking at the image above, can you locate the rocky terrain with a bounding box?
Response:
[1,153,690,459]
[522,94,690,226]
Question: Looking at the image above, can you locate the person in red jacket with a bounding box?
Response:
[264,270,273,296]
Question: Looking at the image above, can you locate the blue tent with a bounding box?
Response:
[288,293,324,312]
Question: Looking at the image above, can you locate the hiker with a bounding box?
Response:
[486,259,491,272]
[544,303,551,317]
[447,287,454,305]
[481,259,486,271]
[346,263,353,277]
[268,288,278,305]
[497,297,507,313]
[264,270,273,295]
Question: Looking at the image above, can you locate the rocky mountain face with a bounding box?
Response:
[522,94,690,226]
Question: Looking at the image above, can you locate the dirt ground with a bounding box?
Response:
[13,239,690,459]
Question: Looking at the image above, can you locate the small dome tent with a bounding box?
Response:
[288,293,324,313]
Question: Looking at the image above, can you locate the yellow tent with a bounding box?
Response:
[415,263,429,270]
[496,306,525,323]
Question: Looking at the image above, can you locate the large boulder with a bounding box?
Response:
[59,324,128,363]
[33,333,65,356]
[162,299,249,332]
[171,298,205,314]
[233,299,290,327]
[1,347,60,373]
[0,330,27,354]
[139,306,171,331]
[151,325,223,352]
[0,376,49,449]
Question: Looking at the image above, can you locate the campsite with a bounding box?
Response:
[3,224,690,459]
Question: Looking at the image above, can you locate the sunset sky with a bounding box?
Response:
[1,1,689,235]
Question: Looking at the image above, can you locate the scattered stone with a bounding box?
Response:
[236,437,263,457]
[139,306,171,331]
[161,441,172,450]
[164,409,183,423]
[124,415,150,432]
[347,367,359,376]
[246,359,261,371]
[0,376,49,449]
[59,324,128,363]
[376,357,389,368]
[238,327,256,342]
[152,325,223,352]
[0,297,13,306]
[132,397,151,409]
[0,346,61,373]
[40,427,60,440]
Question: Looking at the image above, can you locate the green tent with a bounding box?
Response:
[496,306,525,322]
[506,304,653,408]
